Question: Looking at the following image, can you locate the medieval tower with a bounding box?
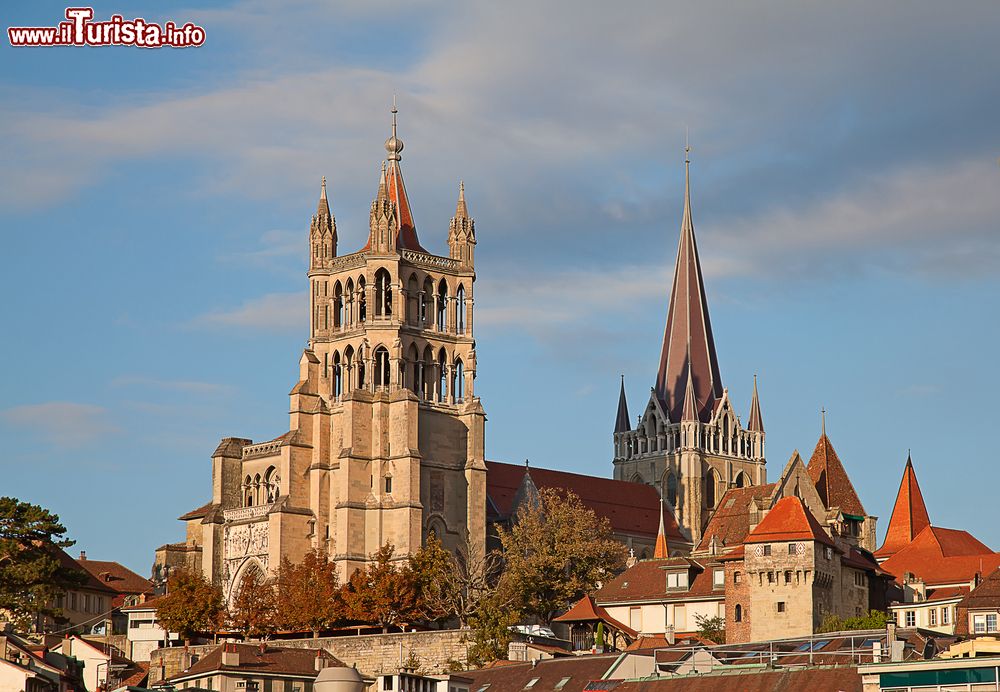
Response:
[612,148,766,548]
[157,107,486,598]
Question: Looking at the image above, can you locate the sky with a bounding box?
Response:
[1,1,999,575]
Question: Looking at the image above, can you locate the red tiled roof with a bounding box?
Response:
[486,461,686,543]
[744,496,835,547]
[52,547,117,594]
[958,567,1000,610]
[925,586,969,602]
[463,654,621,692]
[613,667,862,692]
[117,662,149,688]
[595,558,724,604]
[876,456,931,559]
[169,644,344,681]
[553,595,638,638]
[806,434,866,516]
[178,501,214,521]
[880,525,1000,586]
[120,595,164,611]
[695,484,775,552]
[76,558,153,598]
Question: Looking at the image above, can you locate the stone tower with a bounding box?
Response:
[158,106,486,597]
[612,149,766,548]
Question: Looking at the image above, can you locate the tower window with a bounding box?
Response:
[385,476,393,494]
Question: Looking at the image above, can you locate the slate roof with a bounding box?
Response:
[486,461,686,543]
[744,496,835,547]
[806,434,866,516]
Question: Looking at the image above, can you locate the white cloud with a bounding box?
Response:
[192,291,307,331]
[0,402,118,448]
[110,375,234,395]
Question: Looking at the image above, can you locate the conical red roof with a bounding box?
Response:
[745,496,834,547]
[806,434,865,516]
[876,455,931,559]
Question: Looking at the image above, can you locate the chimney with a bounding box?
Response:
[259,642,267,656]
[315,651,327,672]
[221,643,240,667]
[79,551,87,561]
[666,625,676,646]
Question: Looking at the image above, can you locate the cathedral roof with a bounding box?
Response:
[806,433,866,516]
[614,376,631,434]
[876,455,932,559]
[485,460,686,544]
[744,496,835,547]
[654,153,723,423]
[695,483,775,552]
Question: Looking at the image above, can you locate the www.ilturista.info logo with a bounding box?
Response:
[8,7,206,48]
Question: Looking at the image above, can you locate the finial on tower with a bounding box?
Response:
[385,97,404,162]
[320,175,327,200]
[821,406,827,437]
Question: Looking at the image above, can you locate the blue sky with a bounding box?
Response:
[1,1,999,575]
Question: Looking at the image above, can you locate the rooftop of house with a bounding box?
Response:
[806,433,866,517]
[879,525,1000,586]
[75,554,153,599]
[743,496,835,547]
[167,643,345,682]
[594,558,724,605]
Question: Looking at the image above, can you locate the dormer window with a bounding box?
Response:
[666,571,689,589]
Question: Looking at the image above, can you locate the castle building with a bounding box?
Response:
[156,107,486,597]
[612,150,766,547]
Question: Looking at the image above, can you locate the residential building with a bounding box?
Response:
[52,635,143,692]
[0,630,85,692]
[876,456,1000,635]
[162,642,345,692]
[955,567,1000,637]
[41,547,117,634]
[120,596,181,662]
[859,655,1000,692]
[611,151,767,547]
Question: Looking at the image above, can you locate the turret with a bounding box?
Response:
[310,176,337,268]
[448,181,476,267]
[368,162,398,254]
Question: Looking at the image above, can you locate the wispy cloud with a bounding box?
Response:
[191,291,307,331]
[0,402,118,448]
[110,375,234,395]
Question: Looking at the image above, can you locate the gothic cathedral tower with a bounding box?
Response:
[304,106,486,577]
[158,107,487,598]
[612,149,765,548]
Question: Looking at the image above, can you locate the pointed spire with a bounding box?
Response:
[367,101,425,253]
[806,429,865,516]
[614,375,631,434]
[681,360,698,422]
[318,175,330,214]
[747,374,764,433]
[455,180,469,219]
[876,454,932,559]
[377,161,388,201]
[654,145,723,422]
[821,406,827,438]
[654,499,670,558]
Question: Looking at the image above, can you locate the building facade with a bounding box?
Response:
[157,107,487,597]
[612,152,766,547]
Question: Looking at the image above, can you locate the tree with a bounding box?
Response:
[424,532,509,628]
[464,589,521,668]
[154,569,224,644]
[407,534,455,625]
[340,543,417,632]
[497,487,627,624]
[0,497,86,629]
[275,550,343,637]
[228,567,277,639]
[694,613,725,644]
[819,609,892,633]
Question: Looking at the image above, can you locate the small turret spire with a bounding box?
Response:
[747,374,764,433]
[681,357,698,422]
[377,161,387,201]
[654,498,670,559]
[614,375,631,434]
[455,180,469,218]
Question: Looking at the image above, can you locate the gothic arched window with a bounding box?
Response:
[264,466,280,502]
[437,348,447,401]
[422,345,435,400]
[436,279,448,331]
[357,276,367,322]
[421,276,434,327]
[345,279,354,326]
[243,475,253,507]
[734,604,743,622]
[253,473,262,506]
[735,471,749,489]
[407,275,419,325]
[333,351,342,398]
[374,346,390,389]
[375,269,392,318]
[454,358,464,402]
[666,472,678,507]
[456,284,466,334]
[705,468,719,509]
[334,281,344,328]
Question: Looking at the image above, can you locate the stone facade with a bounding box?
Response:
[156,111,486,597]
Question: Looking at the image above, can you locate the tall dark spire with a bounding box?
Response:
[614,375,631,434]
[654,147,723,422]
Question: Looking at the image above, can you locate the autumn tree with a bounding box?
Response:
[155,568,224,644]
[228,567,277,640]
[694,613,725,644]
[407,534,457,626]
[275,549,343,637]
[0,497,86,629]
[464,588,521,668]
[340,543,417,633]
[420,532,508,628]
[498,487,626,624]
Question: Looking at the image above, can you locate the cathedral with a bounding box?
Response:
[611,148,766,548]
[155,107,486,598]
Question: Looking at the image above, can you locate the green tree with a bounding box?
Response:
[340,543,417,633]
[275,550,343,638]
[694,613,726,643]
[464,590,521,668]
[819,609,892,633]
[497,488,627,624]
[228,567,277,640]
[154,569,224,644]
[0,497,85,629]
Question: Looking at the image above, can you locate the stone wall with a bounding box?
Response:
[148,629,469,686]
